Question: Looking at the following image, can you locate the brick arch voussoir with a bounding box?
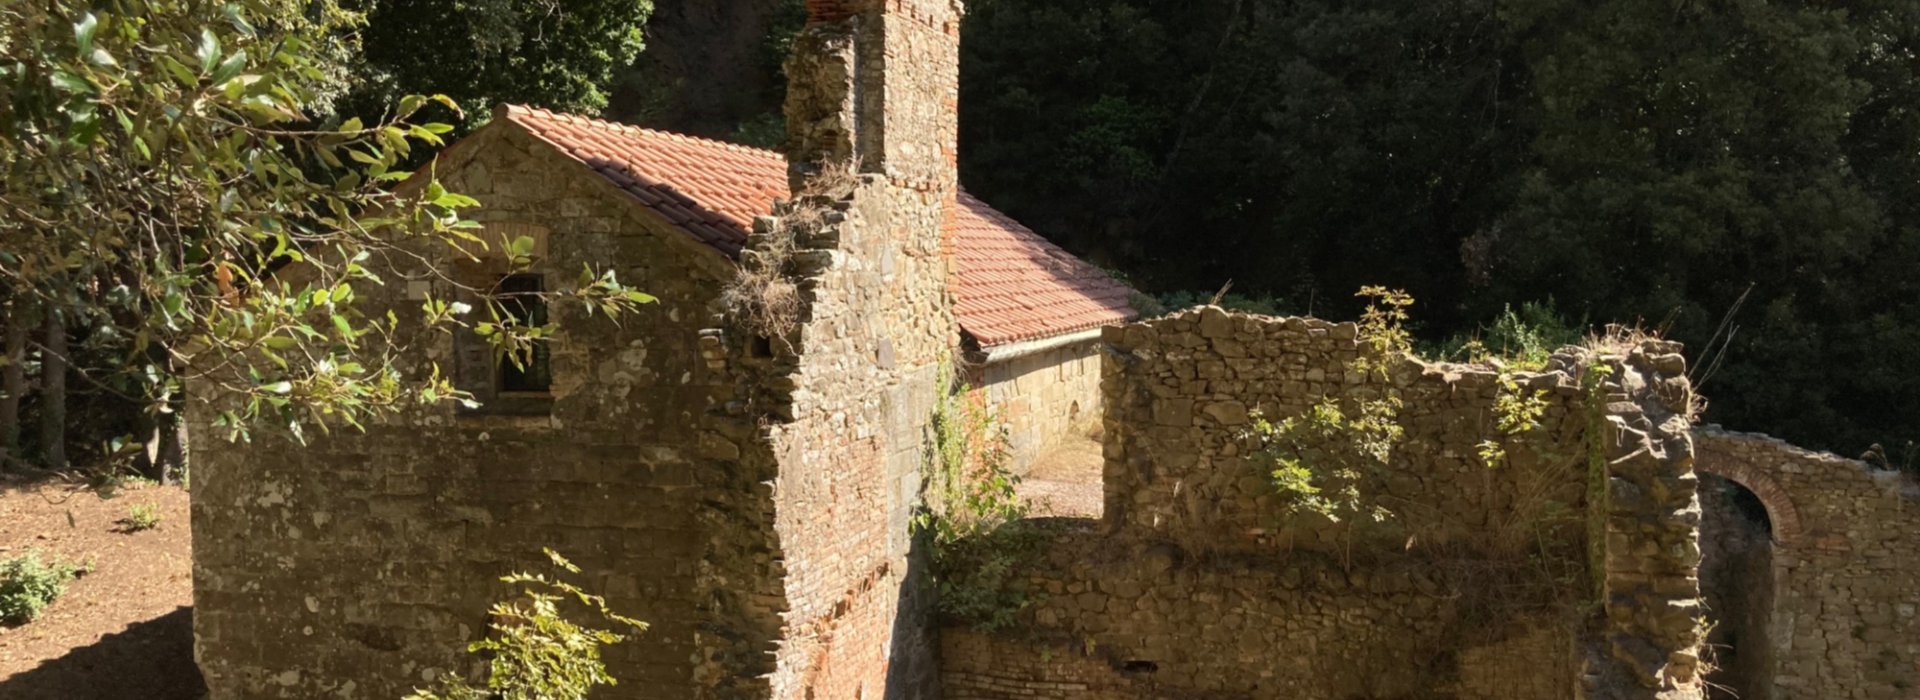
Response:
[1697,458,1804,547]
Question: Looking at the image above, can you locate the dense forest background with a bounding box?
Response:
[4,0,1917,472]
[616,0,1920,461]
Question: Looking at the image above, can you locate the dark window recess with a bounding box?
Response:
[749,335,774,358]
[496,274,550,393]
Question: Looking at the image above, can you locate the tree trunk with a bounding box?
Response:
[140,394,188,484]
[41,308,66,471]
[0,307,26,471]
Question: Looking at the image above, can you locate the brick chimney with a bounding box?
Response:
[784,0,963,193]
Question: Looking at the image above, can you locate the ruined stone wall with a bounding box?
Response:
[1100,307,1594,557]
[942,307,1705,700]
[742,185,952,700]
[750,0,965,697]
[1695,428,1920,700]
[190,125,782,700]
[975,341,1103,471]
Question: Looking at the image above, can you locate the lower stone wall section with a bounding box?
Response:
[939,522,1577,700]
[943,628,1152,700]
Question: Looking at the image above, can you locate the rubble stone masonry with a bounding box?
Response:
[746,0,965,697]
[941,307,1706,700]
[190,123,776,699]
[975,341,1104,472]
[1695,427,1920,700]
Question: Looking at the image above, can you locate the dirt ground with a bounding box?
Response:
[1018,436,1104,519]
[0,476,202,700]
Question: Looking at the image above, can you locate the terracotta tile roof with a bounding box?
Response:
[496,104,1136,347]
[947,192,1136,346]
[500,104,783,256]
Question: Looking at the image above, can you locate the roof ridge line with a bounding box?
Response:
[497,103,785,162]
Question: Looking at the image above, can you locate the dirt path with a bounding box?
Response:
[0,478,202,700]
[1018,437,1104,519]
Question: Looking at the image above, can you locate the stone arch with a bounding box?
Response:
[1695,456,1803,548]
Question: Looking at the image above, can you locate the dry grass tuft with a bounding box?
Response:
[721,159,856,346]
[802,159,859,199]
[1583,322,1662,355]
[722,220,802,346]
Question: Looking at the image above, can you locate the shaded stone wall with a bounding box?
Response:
[748,0,965,697]
[1695,428,1920,700]
[942,307,1706,700]
[941,522,1577,700]
[189,124,782,699]
[1697,475,1775,700]
[975,341,1102,471]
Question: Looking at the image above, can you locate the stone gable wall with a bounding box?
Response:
[189,124,781,700]
[1695,428,1920,700]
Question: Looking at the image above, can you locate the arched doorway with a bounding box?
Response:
[1697,473,1775,700]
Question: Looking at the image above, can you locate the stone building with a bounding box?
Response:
[188,0,1920,698]
[428,101,1128,470]
[191,0,1127,698]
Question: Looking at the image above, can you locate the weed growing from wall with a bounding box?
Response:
[720,161,857,347]
[1437,302,1585,370]
[913,363,1044,632]
[1244,287,1412,526]
[404,549,645,700]
[1477,370,1551,471]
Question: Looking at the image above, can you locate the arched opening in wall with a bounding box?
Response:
[1698,474,1775,700]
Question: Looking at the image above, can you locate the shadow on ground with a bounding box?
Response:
[0,606,205,700]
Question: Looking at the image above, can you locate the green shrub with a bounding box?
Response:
[1133,288,1293,318]
[405,549,645,700]
[1438,301,1584,369]
[1245,288,1413,525]
[913,366,1044,631]
[0,550,83,625]
[119,502,162,532]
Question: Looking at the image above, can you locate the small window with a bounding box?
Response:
[495,274,550,393]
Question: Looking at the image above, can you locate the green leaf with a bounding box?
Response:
[211,50,248,86]
[50,71,92,95]
[73,13,98,54]
[195,29,220,73]
[397,94,427,116]
[508,236,536,258]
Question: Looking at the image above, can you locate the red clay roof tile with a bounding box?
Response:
[497,104,1135,347]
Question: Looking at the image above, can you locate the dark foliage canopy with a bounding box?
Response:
[957,0,1920,456]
